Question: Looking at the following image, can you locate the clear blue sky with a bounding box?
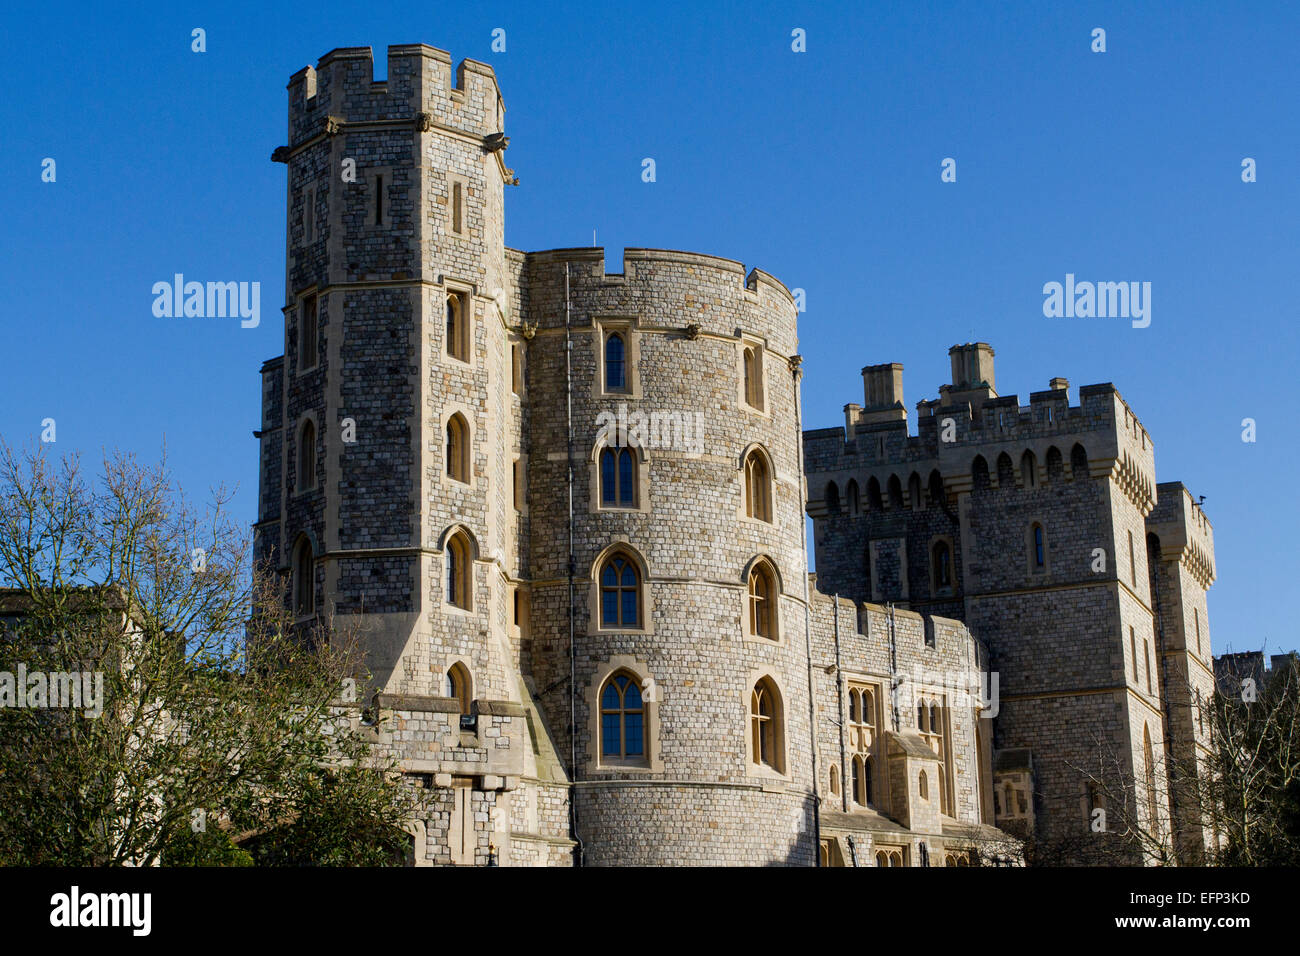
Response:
[2,1,1295,657]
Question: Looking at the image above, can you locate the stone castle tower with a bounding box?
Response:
[253,44,1197,866]
[803,345,1218,863]
[255,44,841,865]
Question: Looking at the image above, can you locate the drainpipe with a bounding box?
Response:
[888,602,900,732]
[793,355,821,865]
[833,594,848,813]
[564,262,583,866]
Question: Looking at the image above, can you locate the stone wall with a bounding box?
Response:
[804,349,1216,863]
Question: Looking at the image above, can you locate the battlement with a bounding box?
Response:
[1148,482,1216,588]
[808,584,982,655]
[523,246,798,313]
[286,44,504,145]
[817,380,1124,461]
[805,346,1159,514]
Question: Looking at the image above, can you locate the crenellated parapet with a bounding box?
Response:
[804,350,1157,517]
[1148,482,1216,589]
[520,246,798,351]
[285,45,503,144]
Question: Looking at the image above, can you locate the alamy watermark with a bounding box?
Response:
[595,403,706,457]
[898,664,1000,718]
[152,274,260,328]
[50,886,150,936]
[1042,273,1150,328]
[0,665,104,718]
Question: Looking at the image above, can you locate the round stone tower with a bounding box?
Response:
[260,43,817,865]
[519,247,815,865]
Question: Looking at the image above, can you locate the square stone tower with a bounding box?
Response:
[258,44,517,698]
[804,345,1217,863]
[1147,482,1217,862]
[255,45,570,866]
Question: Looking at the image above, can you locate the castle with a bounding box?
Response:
[804,347,1218,863]
[253,44,1215,866]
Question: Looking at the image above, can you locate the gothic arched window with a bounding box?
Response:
[997,453,1014,486]
[446,291,469,362]
[445,662,471,715]
[600,552,641,628]
[744,450,772,522]
[748,560,778,640]
[887,474,903,508]
[1046,446,1064,480]
[446,414,470,483]
[1021,450,1037,488]
[1071,442,1089,479]
[600,445,636,507]
[868,476,884,510]
[928,469,945,507]
[446,530,472,610]
[600,671,646,759]
[750,677,784,772]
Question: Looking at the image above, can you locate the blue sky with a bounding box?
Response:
[2,1,1295,656]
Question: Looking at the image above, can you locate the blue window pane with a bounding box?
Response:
[606,335,626,389]
[620,565,636,588]
[625,714,644,755]
[602,565,616,587]
[602,591,617,625]
[625,682,642,709]
[618,451,634,504]
[601,451,615,504]
[614,675,629,693]
[602,684,620,710]
[622,590,637,626]
[602,714,621,755]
